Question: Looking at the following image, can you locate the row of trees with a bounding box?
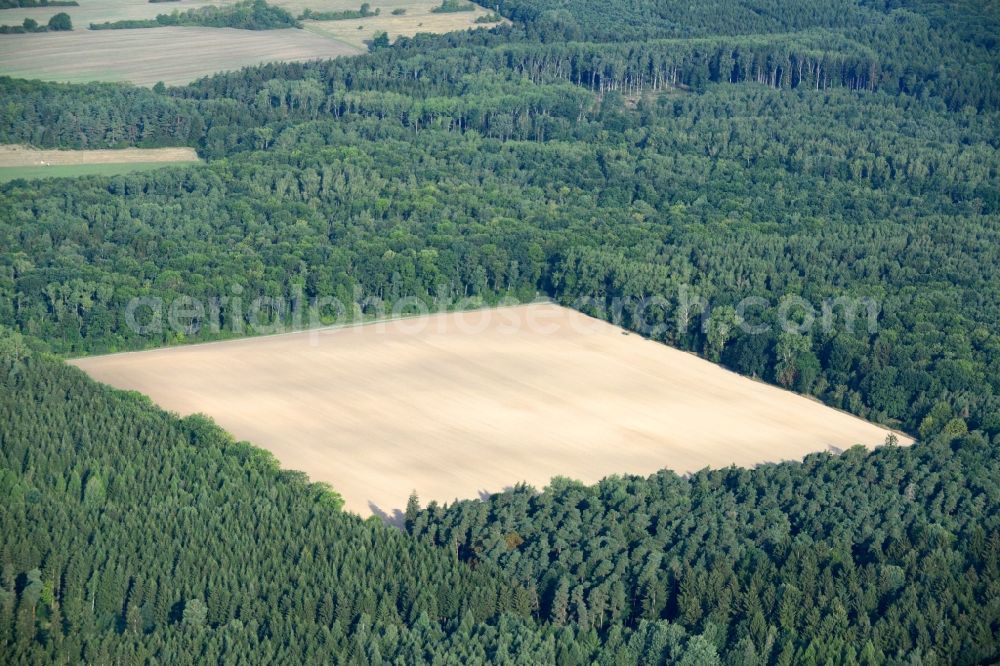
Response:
[177,34,883,108]
[90,0,299,31]
[485,0,1000,109]
[298,3,377,21]
[0,0,75,7]
[0,12,70,32]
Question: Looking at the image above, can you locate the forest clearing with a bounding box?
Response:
[69,303,910,518]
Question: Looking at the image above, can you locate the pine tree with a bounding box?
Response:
[550,579,570,626]
[404,491,420,532]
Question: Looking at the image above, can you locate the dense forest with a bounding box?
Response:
[1,0,998,662]
[408,435,1000,663]
[488,0,1000,110]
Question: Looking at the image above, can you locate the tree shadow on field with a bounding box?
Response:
[368,501,405,530]
[478,486,515,501]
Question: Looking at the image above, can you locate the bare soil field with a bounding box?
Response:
[0,145,200,167]
[70,303,911,518]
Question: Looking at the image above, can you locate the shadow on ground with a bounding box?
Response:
[368,501,405,529]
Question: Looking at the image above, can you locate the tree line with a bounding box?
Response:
[89,0,299,31]
[0,12,70,32]
[0,0,74,7]
[298,3,378,21]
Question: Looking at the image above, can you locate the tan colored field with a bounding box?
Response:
[0,27,359,86]
[0,0,500,85]
[300,0,502,50]
[69,303,910,518]
[0,0,496,28]
[0,144,200,167]
[0,0,221,26]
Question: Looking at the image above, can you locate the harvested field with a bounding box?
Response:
[0,0,500,85]
[0,0,496,28]
[69,303,911,518]
[300,0,503,50]
[0,0,222,27]
[0,26,360,86]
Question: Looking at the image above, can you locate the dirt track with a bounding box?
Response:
[70,303,911,518]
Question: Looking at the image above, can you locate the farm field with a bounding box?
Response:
[0,27,359,86]
[0,0,494,26]
[300,0,502,50]
[0,0,222,26]
[70,303,911,518]
[0,0,498,85]
[0,144,200,180]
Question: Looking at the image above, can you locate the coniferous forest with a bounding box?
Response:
[1,0,998,663]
